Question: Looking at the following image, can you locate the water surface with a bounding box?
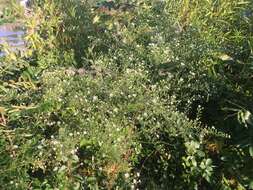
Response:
[0,23,25,56]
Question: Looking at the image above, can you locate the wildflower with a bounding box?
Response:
[13,145,18,149]
[125,173,130,178]
[152,98,157,104]
[93,96,98,101]
[52,140,59,145]
[38,145,43,149]
[53,167,58,172]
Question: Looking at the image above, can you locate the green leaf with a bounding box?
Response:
[249,146,253,157]
[93,15,100,24]
[80,139,91,147]
[218,54,233,61]
[205,158,212,166]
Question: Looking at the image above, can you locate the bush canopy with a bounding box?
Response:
[0,0,253,189]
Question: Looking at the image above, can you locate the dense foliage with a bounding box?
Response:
[0,0,253,189]
[0,0,23,24]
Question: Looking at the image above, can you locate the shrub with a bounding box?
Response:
[0,0,253,189]
[0,67,216,189]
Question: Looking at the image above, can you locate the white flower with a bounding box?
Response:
[152,98,157,104]
[38,145,43,149]
[93,96,98,101]
[52,140,59,145]
[117,137,121,142]
[124,173,130,178]
[13,145,18,149]
[53,167,58,171]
